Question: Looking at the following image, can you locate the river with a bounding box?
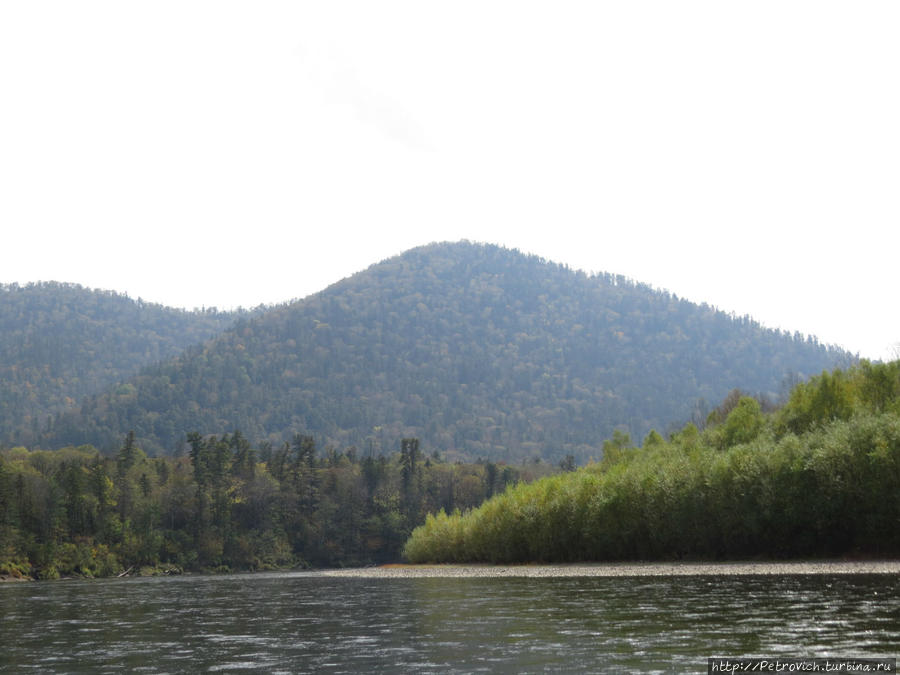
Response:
[1,568,897,673]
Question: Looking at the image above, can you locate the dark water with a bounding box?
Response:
[1,571,897,673]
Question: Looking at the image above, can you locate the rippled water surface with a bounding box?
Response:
[1,571,897,673]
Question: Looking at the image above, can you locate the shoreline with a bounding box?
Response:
[0,574,32,583]
[321,560,900,578]
[6,560,899,582]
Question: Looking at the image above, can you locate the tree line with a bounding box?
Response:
[0,433,551,580]
[404,360,900,563]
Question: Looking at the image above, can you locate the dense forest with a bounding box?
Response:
[38,242,852,463]
[5,361,896,580]
[404,360,900,563]
[0,433,552,580]
[0,282,243,446]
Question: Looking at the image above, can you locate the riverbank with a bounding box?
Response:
[0,574,32,582]
[321,560,900,578]
[0,563,185,583]
[6,559,899,582]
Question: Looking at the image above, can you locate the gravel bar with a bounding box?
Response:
[321,561,900,578]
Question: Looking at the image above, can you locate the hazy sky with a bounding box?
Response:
[2,2,897,361]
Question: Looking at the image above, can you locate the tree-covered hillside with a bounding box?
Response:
[44,242,853,461]
[0,282,240,446]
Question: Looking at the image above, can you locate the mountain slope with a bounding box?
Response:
[46,242,853,460]
[0,282,241,445]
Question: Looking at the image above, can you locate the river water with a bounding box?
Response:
[1,570,897,673]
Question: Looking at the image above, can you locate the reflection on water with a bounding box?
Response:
[1,572,897,673]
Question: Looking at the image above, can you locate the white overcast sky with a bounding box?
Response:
[1,2,898,361]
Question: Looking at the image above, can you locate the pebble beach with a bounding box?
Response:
[322,560,900,579]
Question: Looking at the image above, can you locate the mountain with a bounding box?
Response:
[0,282,241,446]
[43,242,853,461]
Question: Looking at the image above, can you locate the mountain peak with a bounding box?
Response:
[13,244,852,460]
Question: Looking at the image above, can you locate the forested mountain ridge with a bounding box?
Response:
[43,242,854,461]
[0,282,242,446]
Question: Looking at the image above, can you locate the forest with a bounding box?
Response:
[32,242,852,464]
[4,361,897,580]
[0,432,552,580]
[0,281,245,447]
[404,360,900,563]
